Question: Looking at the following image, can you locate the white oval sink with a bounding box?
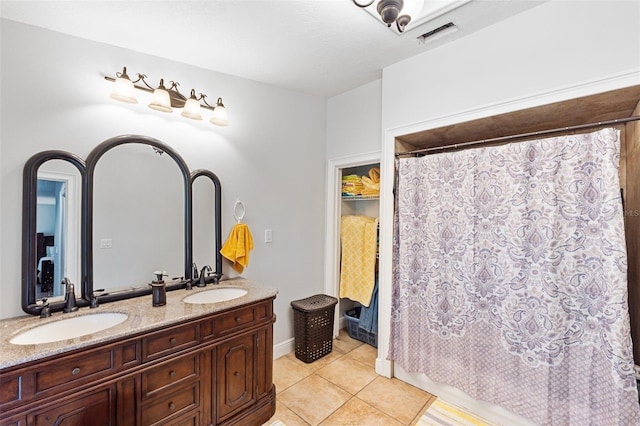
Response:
[10,312,128,345]
[183,288,248,304]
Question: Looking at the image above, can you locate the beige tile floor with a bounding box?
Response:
[264,329,436,426]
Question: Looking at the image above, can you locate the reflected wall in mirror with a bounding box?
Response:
[92,144,185,294]
[23,152,86,315]
[192,170,222,278]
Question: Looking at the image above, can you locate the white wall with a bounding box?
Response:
[382,0,640,131]
[326,79,382,159]
[0,20,327,347]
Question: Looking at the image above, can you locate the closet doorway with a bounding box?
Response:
[324,152,380,339]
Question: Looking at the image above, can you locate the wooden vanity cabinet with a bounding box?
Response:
[0,298,276,426]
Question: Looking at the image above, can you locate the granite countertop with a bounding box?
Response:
[0,278,278,370]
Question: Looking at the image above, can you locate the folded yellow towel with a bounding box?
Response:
[361,186,379,196]
[220,223,254,274]
[339,215,378,307]
[368,167,380,183]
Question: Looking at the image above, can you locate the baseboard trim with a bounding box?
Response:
[274,337,295,359]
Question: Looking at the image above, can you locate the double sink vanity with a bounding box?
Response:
[0,279,278,425]
[2,135,277,425]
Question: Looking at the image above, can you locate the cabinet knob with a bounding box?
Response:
[71,367,81,375]
[169,337,177,345]
[235,317,241,323]
[234,371,240,377]
[169,370,176,378]
[168,401,176,411]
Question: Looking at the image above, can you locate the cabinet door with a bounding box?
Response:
[216,333,255,421]
[27,385,115,426]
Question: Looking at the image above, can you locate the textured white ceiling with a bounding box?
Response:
[0,0,546,97]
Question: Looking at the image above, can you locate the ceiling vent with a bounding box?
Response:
[417,22,458,44]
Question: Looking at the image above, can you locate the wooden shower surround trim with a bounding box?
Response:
[395,85,640,150]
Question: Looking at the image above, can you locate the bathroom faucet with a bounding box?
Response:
[185,263,199,290]
[192,263,199,281]
[198,265,212,287]
[62,277,79,313]
[39,298,51,318]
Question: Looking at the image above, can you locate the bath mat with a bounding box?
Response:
[417,399,496,426]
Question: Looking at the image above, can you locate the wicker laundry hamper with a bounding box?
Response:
[291,294,338,363]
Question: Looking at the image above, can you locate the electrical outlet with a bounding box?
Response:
[100,238,113,249]
[264,229,273,243]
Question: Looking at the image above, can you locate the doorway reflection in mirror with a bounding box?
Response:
[36,167,80,302]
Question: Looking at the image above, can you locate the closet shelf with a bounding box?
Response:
[341,195,379,201]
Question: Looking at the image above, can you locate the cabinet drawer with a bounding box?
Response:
[141,383,199,426]
[215,308,256,336]
[35,348,114,394]
[142,354,199,399]
[142,323,199,362]
[201,301,274,341]
[0,342,138,412]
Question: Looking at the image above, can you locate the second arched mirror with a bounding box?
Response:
[85,135,193,302]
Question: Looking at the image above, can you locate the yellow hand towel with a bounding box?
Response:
[339,215,378,307]
[220,223,254,274]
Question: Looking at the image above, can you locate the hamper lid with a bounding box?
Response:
[291,294,338,312]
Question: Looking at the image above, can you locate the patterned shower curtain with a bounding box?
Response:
[389,128,640,425]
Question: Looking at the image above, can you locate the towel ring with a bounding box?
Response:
[234,199,246,223]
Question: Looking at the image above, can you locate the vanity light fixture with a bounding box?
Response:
[353,0,424,33]
[105,67,229,126]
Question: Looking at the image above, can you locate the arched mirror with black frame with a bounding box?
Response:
[22,151,86,315]
[84,135,193,303]
[191,169,223,284]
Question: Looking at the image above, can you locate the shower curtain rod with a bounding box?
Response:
[395,115,640,157]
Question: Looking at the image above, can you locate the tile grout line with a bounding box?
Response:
[272,331,433,426]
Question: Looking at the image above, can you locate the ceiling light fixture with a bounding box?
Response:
[353,0,424,33]
[105,67,229,126]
